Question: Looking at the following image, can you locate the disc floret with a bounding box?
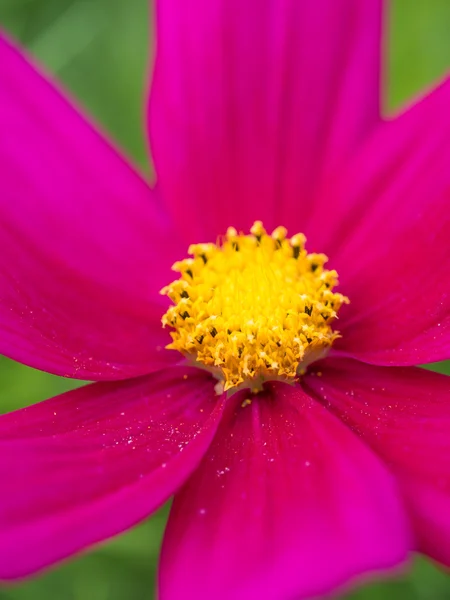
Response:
[161,222,348,392]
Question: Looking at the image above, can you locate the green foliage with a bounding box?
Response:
[0,0,449,598]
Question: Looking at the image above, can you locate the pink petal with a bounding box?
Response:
[326,79,450,365]
[149,0,382,242]
[0,33,182,380]
[159,383,409,600]
[0,366,222,580]
[304,357,450,566]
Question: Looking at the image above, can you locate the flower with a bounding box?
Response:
[0,0,450,599]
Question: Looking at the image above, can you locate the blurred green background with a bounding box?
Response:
[0,0,449,598]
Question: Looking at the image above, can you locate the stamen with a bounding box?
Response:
[161,222,349,393]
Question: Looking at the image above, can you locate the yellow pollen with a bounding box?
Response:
[161,222,349,392]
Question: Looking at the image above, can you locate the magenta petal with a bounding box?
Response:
[304,358,450,566]
[159,383,409,600]
[0,367,222,579]
[0,34,183,379]
[327,79,450,365]
[149,0,382,242]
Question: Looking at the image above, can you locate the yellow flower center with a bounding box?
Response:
[161,222,348,393]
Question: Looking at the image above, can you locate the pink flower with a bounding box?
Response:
[1,1,450,599]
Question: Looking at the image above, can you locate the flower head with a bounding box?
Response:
[1,1,450,599]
